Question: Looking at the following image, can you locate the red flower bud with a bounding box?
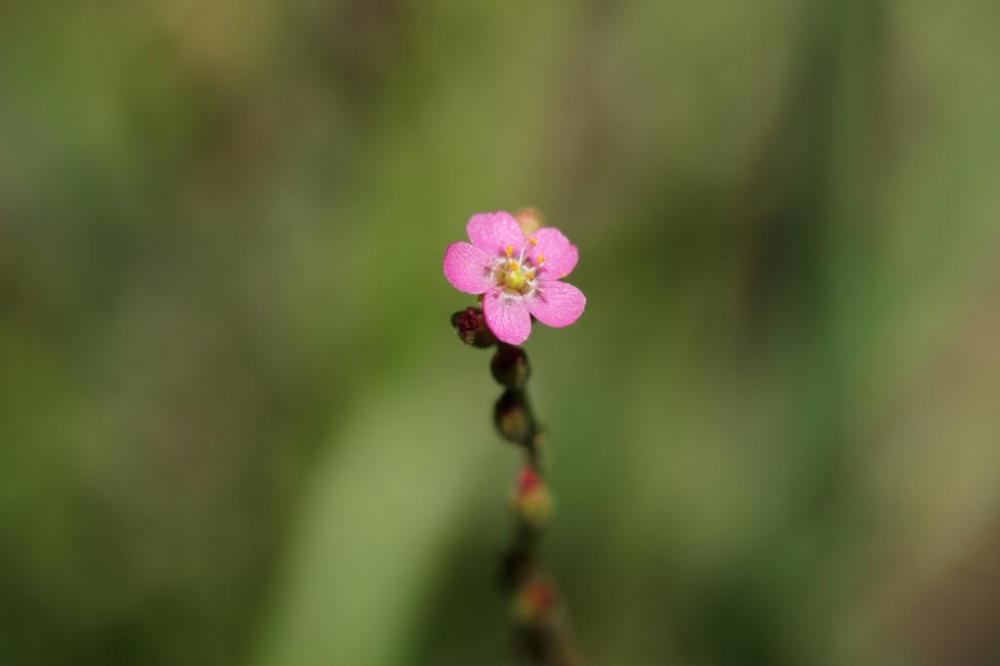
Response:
[450,307,496,348]
[513,576,557,623]
[515,466,553,527]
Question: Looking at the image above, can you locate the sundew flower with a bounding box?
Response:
[443,212,586,345]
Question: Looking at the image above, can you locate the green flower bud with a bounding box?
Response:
[494,389,534,445]
[491,344,531,389]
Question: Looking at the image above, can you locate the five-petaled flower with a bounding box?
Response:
[443,212,586,345]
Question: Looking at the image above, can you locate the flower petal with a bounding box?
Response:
[528,280,586,328]
[526,227,578,280]
[443,242,494,294]
[483,289,532,345]
[467,212,525,255]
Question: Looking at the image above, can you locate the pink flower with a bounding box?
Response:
[443,212,586,345]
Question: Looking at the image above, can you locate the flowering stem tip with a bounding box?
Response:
[443,211,585,346]
[444,209,585,666]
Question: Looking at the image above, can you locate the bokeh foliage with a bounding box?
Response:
[2,1,1000,665]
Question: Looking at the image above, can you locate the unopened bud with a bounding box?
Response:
[514,467,553,527]
[450,307,496,348]
[514,207,544,236]
[494,389,533,444]
[513,576,557,623]
[491,344,531,388]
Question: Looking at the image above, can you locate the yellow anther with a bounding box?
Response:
[505,245,514,257]
[528,237,539,247]
[509,261,520,271]
[536,254,545,265]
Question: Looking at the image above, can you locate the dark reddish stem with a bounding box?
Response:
[452,309,585,666]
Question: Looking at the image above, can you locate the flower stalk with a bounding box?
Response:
[450,312,584,666]
[444,209,586,665]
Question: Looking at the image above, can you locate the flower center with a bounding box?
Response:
[495,242,545,295]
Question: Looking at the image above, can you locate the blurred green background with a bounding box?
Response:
[3,1,1000,665]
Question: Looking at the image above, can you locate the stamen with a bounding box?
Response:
[536,254,545,265]
[505,245,514,258]
[528,237,539,247]
[510,261,520,271]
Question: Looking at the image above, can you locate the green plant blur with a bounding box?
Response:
[2,1,999,665]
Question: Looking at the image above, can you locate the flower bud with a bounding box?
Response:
[514,467,553,527]
[450,307,496,348]
[491,344,531,389]
[513,575,557,624]
[494,389,533,444]
[514,207,544,235]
